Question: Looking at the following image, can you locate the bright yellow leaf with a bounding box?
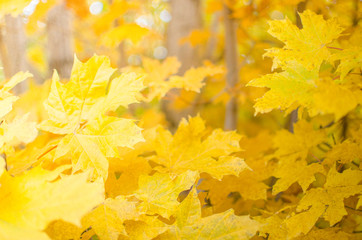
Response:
[288,167,362,237]
[0,72,32,119]
[159,187,260,239]
[152,116,248,179]
[82,196,140,240]
[0,167,104,238]
[272,160,324,194]
[265,10,343,70]
[135,171,198,218]
[101,24,149,48]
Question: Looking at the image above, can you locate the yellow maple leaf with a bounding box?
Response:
[101,23,149,48]
[44,220,83,240]
[141,59,223,100]
[272,160,324,194]
[323,134,362,167]
[39,56,144,179]
[142,56,181,100]
[135,171,198,218]
[265,10,343,70]
[293,227,356,240]
[91,0,139,35]
[5,134,55,176]
[0,166,104,239]
[40,55,144,134]
[286,167,362,237]
[0,113,37,148]
[106,156,152,197]
[272,120,326,165]
[123,215,169,240]
[151,116,248,180]
[257,215,288,240]
[247,62,318,115]
[332,46,362,81]
[158,187,261,239]
[199,169,269,210]
[0,72,32,119]
[249,65,360,119]
[39,55,116,134]
[54,116,143,180]
[312,79,359,120]
[82,196,140,240]
[169,65,224,93]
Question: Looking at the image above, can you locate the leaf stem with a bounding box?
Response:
[327,46,343,51]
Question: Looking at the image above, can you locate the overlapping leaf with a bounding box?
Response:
[151,116,248,179]
[265,10,343,70]
[158,188,261,239]
[286,167,362,237]
[39,55,145,179]
[0,166,104,240]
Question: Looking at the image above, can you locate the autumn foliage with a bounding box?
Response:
[0,0,361,240]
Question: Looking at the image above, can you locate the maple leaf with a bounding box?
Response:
[0,166,104,239]
[44,220,83,240]
[247,11,360,119]
[312,79,359,120]
[91,0,139,34]
[151,116,248,180]
[101,23,149,47]
[272,160,324,194]
[169,65,224,93]
[0,72,32,119]
[123,216,169,240]
[293,227,357,240]
[142,57,181,100]
[332,46,362,81]
[247,62,317,114]
[105,156,152,197]
[323,138,362,167]
[158,188,261,239]
[286,167,362,237]
[265,10,343,70]
[54,116,143,179]
[199,166,270,212]
[248,62,359,119]
[12,80,51,123]
[39,55,116,134]
[135,171,198,218]
[40,55,144,134]
[257,215,288,240]
[0,113,37,149]
[272,120,326,164]
[39,55,145,179]
[82,196,140,240]
[141,59,223,100]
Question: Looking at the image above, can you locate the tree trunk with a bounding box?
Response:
[47,2,73,78]
[167,0,202,74]
[2,15,29,93]
[223,5,239,131]
[163,0,202,129]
